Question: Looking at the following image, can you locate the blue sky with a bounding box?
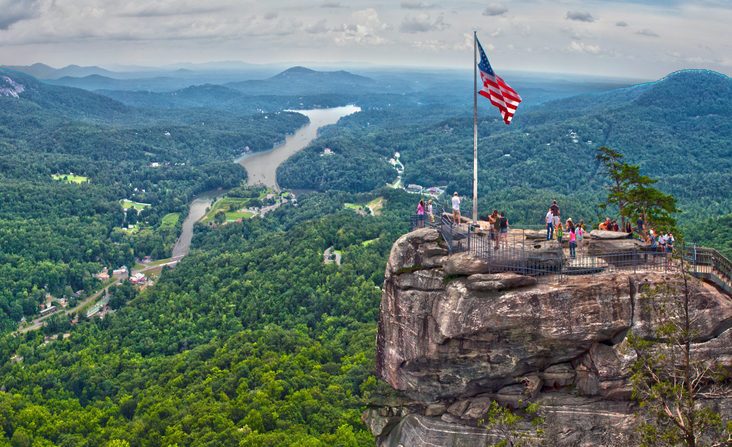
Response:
[0,0,730,78]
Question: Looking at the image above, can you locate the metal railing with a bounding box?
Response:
[409,214,732,288]
[682,245,732,294]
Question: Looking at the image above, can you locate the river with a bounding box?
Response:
[171,189,225,258]
[172,105,360,257]
[236,105,361,190]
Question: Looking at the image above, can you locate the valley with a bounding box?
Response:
[0,62,730,446]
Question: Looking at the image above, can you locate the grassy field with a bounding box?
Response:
[362,238,380,247]
[160,213,180,229]
[367,197,384,216]
[202,197,256,223]
[121,199,151,212]
[52,173,89,184]
[345,197,384,216]
[344,203,368,214]
[118,224,140,235]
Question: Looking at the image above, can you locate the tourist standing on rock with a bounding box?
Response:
[576,219,585,251]
[649,230,658,249]
[416,199,425,228]
[427,199,434,223]
[545,208,554,240]
[451,192,461,225]
[567,218,577,258]
[636,214,645,236]
[488,210,500,249]
[550,199,560,217]
[499,211,509,250]
[625,221,632,234]
[658,233,667,253]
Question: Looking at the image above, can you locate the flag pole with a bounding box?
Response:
[472,31,478,222]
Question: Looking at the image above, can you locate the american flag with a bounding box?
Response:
[477,38,522,124]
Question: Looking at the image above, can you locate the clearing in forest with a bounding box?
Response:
[52,173,89,184]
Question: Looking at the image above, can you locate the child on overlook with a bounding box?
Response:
[576,220,585,251]
[556,222,564,243]
[567,219,577,258]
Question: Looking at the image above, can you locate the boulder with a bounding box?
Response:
[374,231,732,446]
[387,228,448,275]
[586,238,644,258]
[424,403,447,417]
[590,230,632,240]
[443,252,492,276]
[362,407,401,438]
[518,229,547,240]
[461,395,493,420]
[465,272,537,291]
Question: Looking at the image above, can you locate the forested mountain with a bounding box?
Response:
[0,62,730,447]
[47,74,183,92]
[0,189,414,446]
[278,70,732,230]
[226,66,381,96]
[0,69,307,333]
[1,63,118,80]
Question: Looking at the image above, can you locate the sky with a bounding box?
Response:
[1,0,731,79]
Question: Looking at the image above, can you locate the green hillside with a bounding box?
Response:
[0,70,307,333]
[0,189,414,446]
[278,70,732,229]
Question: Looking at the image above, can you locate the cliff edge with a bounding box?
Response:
[367,228,732,446]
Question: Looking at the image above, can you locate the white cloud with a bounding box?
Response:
[0,0,41,29]
[565,11,596,22]
[615,21,628,27]
[334,8,388,45]
[568,40,601,54]
[400,13,448,33]
[483,4,508,17]
[636,28,659,37]
[116,0,228,18]
[305,19,329,34]
[400,1,435,10]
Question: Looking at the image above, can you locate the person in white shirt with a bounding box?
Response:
[451,192,461,224]
[545,209,554,240]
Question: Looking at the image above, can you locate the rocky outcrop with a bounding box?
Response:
[589,229,631,240]
[369,228,732,446]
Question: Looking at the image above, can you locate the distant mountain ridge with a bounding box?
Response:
[226,66,380,95]
[46,74,182,92]
[1,63,119,80]
[0,68,129,120]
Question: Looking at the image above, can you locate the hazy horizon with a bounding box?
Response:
[1,0,731,79]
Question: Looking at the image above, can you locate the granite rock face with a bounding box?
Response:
[369,229,732,446]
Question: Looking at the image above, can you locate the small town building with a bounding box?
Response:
[39,305,57,317]
[130,273,147,285]
[406,184,423,193]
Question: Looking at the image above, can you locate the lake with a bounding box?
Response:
[236,105,361,190]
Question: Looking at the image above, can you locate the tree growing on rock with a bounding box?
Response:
[481,401,544,447]
[628,267,731,447]
[596,146,678,232]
